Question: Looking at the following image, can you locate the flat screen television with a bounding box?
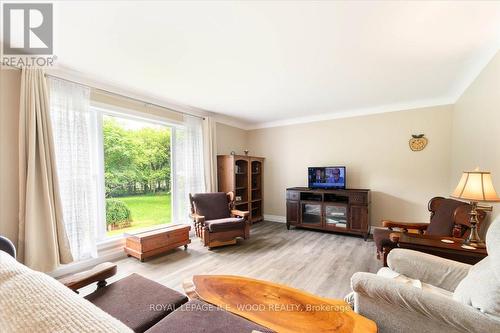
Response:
[308,166,346,189]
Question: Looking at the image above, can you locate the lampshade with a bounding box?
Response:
[451,171,500,202]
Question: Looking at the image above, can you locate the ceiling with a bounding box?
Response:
[53,1,500,128]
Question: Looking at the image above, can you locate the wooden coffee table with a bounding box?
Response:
[183,275,376,333]
[397,233,488,265]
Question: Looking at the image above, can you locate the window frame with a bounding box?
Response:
[90,102,180,242]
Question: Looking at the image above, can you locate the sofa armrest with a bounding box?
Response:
[231,209,249,218]
[382,220,429,232]
[351,272,499,333]
[0,236,16,258]
[387,249,471,292]
[58,262,117,292]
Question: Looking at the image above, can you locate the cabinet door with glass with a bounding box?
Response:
[324,203,348,230]
[300,202,323,227]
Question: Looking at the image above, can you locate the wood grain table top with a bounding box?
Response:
[125,224,190,240]
[183,275,377,333]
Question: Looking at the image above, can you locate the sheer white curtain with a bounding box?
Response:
[49,78,98,261]
[173,115,206,224]
[203,116,217,192]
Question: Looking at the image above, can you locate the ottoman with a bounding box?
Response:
[85,273,188,332]
[145,299,275,333]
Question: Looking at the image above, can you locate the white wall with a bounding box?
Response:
[216,122,248,155]
[450,51,500,228]
[0,69,21,246]
[247,105,454,227]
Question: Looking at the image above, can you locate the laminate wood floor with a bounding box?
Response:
[81,221,381,299]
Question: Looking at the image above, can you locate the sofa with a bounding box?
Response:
[350,217,500,333]
[0,248,274,333]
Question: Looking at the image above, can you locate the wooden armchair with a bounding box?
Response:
[189,191,250,248]
[373,197,486,266]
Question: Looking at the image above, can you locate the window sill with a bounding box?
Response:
[97,234,126,247]
[49,237,126,279]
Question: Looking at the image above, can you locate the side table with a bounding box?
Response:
[397,233,487,265]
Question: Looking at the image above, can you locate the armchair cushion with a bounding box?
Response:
[191,193,231,221]
[205,217,245,232]
[453,257,500,317]
[376,267,453,298]
[453,219,500,317]
[387,249,471,292]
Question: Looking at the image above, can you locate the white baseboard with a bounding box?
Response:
[264,214,286,223]
[263,216,380,236]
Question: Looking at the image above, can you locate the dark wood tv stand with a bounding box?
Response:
[286,187,371,240]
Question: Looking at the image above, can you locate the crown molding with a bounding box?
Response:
[247,98,455,130]
[212,114,254,130]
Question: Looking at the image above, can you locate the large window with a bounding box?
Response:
[102,114,172,236]
[50,77,206,262]
[93,108,175,238]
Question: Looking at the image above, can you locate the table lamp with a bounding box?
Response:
[451,169,500,248]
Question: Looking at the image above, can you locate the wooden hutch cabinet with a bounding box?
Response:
[217,155,264,224]
[286,187,371,240]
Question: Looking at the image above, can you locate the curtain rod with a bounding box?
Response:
[44,73,206,120]
[4,64,205,120]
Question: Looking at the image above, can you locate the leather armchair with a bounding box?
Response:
[373,197,486,266]
[189,191,250,248]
